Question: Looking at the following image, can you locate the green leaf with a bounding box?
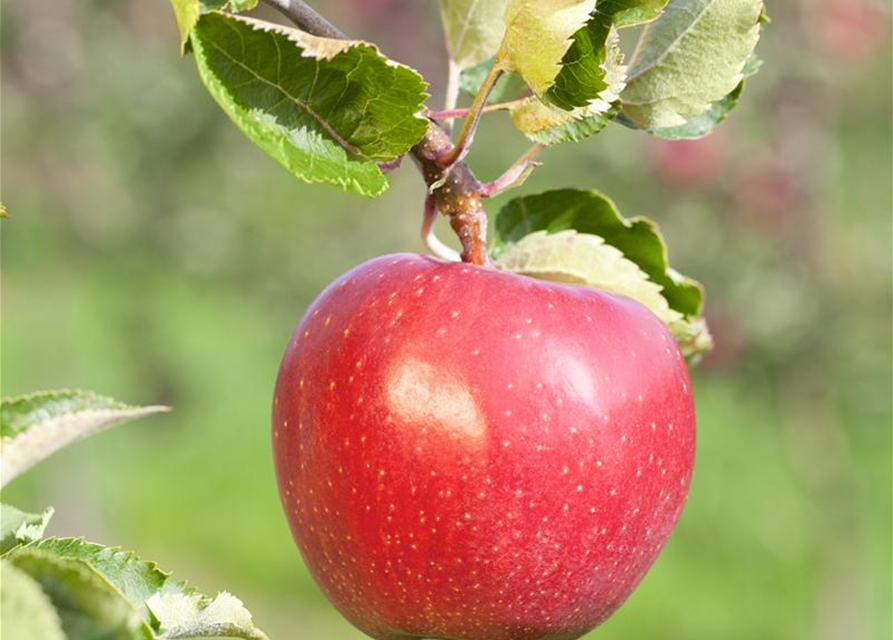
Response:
[7,547,153,640]
[621,0,764,129]
[492,189,712,360]
[0,504,54,555]
[503,0,597,96]
[510,98,619,144]
[644,55,761,139]
[189,13,429,198]
[23,538,188,614]
[0,390,169,487]
[0,202,8,218]
[8,538,271,640]
[439,0,513,69]
[459,58,528,104]
[1,560,66,640]
[148,592,268,640]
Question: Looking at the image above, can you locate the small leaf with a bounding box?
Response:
[190,13,429,198]
[439,0,513,69]
[496,230,684,328]
[492,189,712,360]
[606,0,669,28]
[148,592,269,640]
[0,504,54,555]
[0,560,66,640]
[621,0,764,129]
[510,98,619,144]
[167,0,259,52]
[0,390,169,487]
[7,547,152,640]
[168,0,201,53]
[0,202,8,218]
[503,0,597,96]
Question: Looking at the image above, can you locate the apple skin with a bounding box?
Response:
[273,254,695,640]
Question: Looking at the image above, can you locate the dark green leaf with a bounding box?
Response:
[0,504,54,555]
[0,560,66,640]
[492,189,712,360]
[0,390,169,487]
[190,12,429,198]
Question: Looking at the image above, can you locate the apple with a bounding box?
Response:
[273,254,696,640]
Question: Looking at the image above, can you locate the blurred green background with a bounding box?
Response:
[2,0,891,638]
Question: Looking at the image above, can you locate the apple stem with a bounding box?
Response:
[260,0,491,266]
[412,126,489,266]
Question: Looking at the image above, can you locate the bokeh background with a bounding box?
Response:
[2,0,891,638]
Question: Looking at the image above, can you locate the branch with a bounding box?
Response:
[260,0,345,38]
[259,0,490,266]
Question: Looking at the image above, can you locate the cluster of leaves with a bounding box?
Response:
[0,390,270,640]
[164,0,764,359]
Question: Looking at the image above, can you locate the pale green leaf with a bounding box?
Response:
[492,189,712,360]
[0,560,66,640]
[643,55,762,139]
[7,547,153,640]
[607,0,669,28]
[503,0,596,95]
[621,0,763,129]
[496,230,684,328]
[190,13,429,198]
[148,592,269,640]
[439,0,513,69]
[0,390,169,487]
[168,0,201,53]
[0,504,54,555]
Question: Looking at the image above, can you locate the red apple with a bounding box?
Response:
[273,254,696,640]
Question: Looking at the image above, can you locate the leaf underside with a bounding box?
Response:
[0,389,168,487]
[621,0,764,129]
